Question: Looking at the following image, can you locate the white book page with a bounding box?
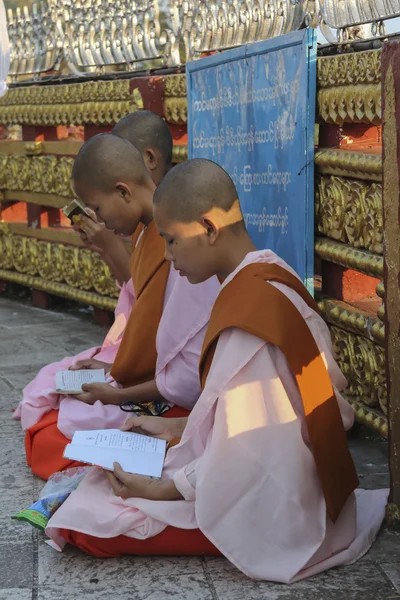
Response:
[71,429,166,455]
[64,442,166,478]
[56,369,106,393]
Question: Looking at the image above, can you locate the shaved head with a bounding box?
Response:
[153,158,244,229]
[153,159,252,285]
[112,110,173,168]
[72,133,151,191]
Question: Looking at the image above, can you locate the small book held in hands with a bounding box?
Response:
[62,198,89,223]
[55,369,106,395]
[63,429,167,478]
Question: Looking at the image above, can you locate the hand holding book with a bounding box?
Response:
[121,414,188,442]
[56,369,106,395]
[75,382,122,406]
[104,462,183,501]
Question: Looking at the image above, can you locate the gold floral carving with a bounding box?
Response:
[0,146,188,194]
[330,325,387,416]
[0,224,119,308]
[318,297,384,345]
[0,154,74,198]
[163,75,187,124]
[164,98,188,125]
[317,50,381,89]
[164,75,187,98]
[172,145,188,163]
[363,183,384,255]
[316,175,383,255]
[317,85,381,126]
[315,149,382,182]
[0,80,142,126]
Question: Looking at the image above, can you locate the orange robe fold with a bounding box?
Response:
[200,262,359,522]
[110,219,170,387]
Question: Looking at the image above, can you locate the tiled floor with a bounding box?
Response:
[0,295,399,600]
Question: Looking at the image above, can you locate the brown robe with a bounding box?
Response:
[199,262,359,522]
[110,220,170,387]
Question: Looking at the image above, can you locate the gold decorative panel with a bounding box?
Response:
[0,224,119,308]
[0,146,189,198]
[164,98,188,125]
[172,145,188,163]
[318,297,384,345]
[315,149,381,182]
[163,75,187,125]
[316,49,387,439]
[164,75,187,98]
[330,325,387,416]
[346,398,388,438]
[317,50,381,89]
[0,81,143,126]
[318,85,381,125]
[315,237,383,278]
[316,175,383,255]
[0,154,74,198]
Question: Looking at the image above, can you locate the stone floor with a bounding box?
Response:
[0,294,399,600]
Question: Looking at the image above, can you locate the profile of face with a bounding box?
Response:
[73,180,143,236]
[153,204,218,284]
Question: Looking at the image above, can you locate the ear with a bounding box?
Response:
[143,148,158,172]
[115,182,131,201]
[201,217,219,245]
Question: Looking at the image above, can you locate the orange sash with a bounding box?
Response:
[110,220,170,387]
[199,263,358,522]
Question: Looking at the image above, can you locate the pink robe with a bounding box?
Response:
[15,268,220,439]
[14,279,135,430]
[45,251,387,582]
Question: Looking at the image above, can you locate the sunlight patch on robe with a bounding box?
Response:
[223,376,297,439]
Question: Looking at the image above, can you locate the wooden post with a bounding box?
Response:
[382,41,400,530]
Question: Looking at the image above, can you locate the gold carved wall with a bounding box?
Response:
[316,47,387,436]
[317,49,382,125]
[0,153,74,197]
[316,174,383,255]
[163,75,188,125]
[0,224,119,309]
[0,81,143,126]
[0,73,190,316]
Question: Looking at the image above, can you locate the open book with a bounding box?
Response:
[63,429,167,478]
[56,369,106,395]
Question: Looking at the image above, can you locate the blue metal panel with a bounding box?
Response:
[187,29,317,291]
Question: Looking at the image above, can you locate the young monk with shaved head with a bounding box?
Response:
[74,110,174,285]
[46,159,387,581]
[113,110,173,185]
[17,137,219,480]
